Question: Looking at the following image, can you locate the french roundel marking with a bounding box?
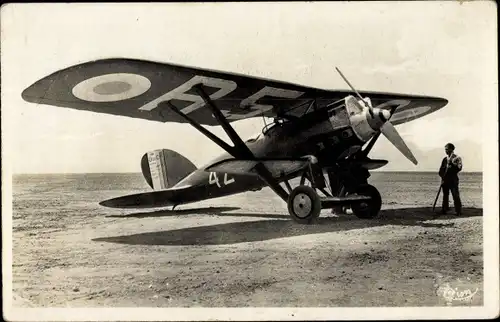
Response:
[72,73,152,102]
[389,105,432,123]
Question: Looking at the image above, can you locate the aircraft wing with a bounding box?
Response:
[22,58,447,126]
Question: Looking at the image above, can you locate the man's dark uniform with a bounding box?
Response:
[438,150,463,215]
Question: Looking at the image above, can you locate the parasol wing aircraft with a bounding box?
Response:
[22,58,448,224]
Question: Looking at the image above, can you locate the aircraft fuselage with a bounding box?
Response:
[169,112,365,206]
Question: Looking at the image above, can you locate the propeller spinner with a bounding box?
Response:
[336,67,418,165]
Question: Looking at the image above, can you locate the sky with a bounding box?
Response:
[2,1,497,173]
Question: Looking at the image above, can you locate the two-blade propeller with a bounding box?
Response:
[336,67,418,165]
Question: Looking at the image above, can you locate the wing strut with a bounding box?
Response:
[167,102,235,156]
[167,85,290,202]
[194,85,254,159]
[361,132,381,157]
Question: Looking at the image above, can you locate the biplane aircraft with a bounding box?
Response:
[22,59,448,224]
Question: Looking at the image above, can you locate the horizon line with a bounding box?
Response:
[11,170,484,176]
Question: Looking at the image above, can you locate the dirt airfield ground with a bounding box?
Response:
[10,173,484,308]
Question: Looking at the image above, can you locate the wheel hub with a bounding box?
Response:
[292,193,312,218]
[359,202,369,210]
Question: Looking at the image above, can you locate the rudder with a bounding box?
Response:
[141,149,197,190]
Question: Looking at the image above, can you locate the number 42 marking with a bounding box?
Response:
[209,172,235,188]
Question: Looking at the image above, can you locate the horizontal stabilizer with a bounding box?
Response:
[321,195,372,208]
[205,158,310,178]
[99,188,188,209]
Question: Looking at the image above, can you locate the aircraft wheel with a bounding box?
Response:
[287,185,321,224]
[350,184,382,219]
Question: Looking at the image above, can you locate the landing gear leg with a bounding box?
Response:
[327,170,346,215]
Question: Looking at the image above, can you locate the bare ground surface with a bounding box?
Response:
[11,193,483,308]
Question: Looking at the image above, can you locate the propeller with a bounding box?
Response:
[379,122,418,165]
[335,67,418,165]
[335,67,374,117]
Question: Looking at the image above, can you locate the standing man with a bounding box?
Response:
[438,143,463,215]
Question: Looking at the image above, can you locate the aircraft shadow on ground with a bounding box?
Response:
[106,206,241,218]
[93,207,482,246]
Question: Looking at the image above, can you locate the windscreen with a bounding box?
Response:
[319,98,350,130]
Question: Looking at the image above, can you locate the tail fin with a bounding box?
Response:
[141,149,197,190]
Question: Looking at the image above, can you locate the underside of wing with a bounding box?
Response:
[369,96,447,126]
[21,58,316,125]
[205,158,310,178]
[22,58,448,126]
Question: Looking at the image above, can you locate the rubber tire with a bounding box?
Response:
[287,185,322,224]
[350,184,382,219]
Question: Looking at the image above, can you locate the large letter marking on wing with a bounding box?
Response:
[223,86,304,120]
[139,75,237,114]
